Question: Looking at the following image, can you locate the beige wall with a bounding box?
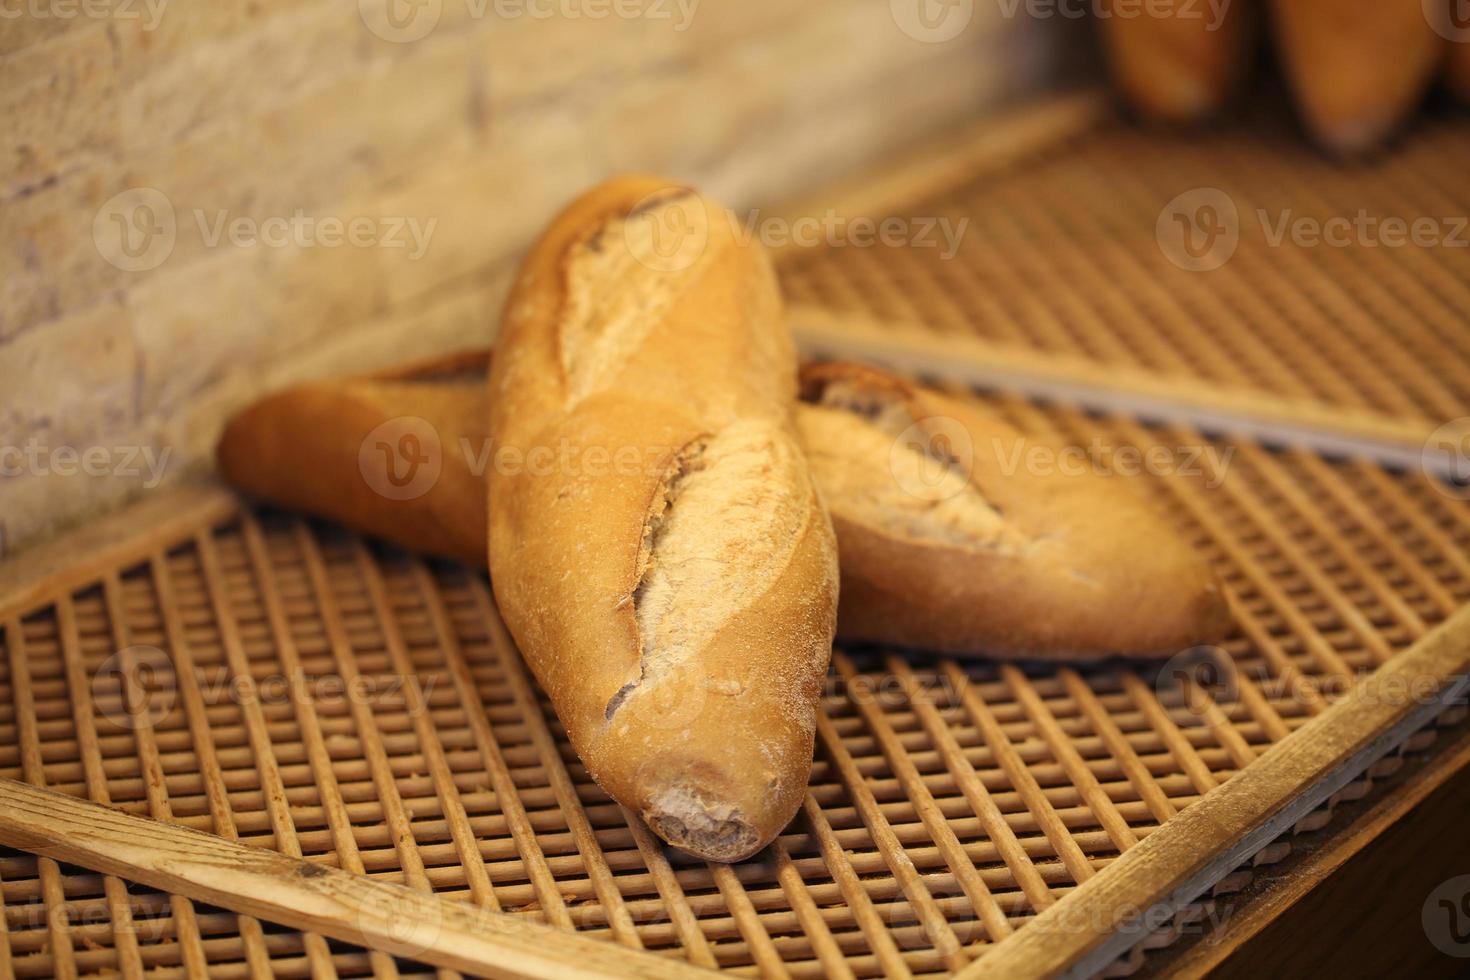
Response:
[1,0,1077,557]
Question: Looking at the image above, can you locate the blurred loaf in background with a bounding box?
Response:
[1101,0,1463,155]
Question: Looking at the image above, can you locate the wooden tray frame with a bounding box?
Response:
[3,92,1469,979]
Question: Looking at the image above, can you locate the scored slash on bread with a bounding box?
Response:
[218,354,1233,664]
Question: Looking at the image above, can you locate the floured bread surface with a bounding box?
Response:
[629,419,810,694]
[798,380,1024,550]
[558,191,709,406]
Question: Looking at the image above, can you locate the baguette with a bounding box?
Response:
[485,176,839,862]
[1269,0,1442,154]
[1098,0,1255,122]
[797,362,1233,659]
[219,356,1233,662]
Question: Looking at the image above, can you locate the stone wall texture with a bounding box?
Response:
[1,0,1079,557]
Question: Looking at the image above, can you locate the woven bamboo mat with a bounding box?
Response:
[3,102,1470,978]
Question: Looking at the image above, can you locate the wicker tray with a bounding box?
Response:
[3,96,1469,979]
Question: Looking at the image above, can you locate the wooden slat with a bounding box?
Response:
[791,307,1440,463]
[0,482,239,623]
[0,779,713,980]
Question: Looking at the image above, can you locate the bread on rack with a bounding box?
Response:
[797,361,1233,659]
[1097,0,1255,122]
[1269,0,1442,154]
[220,356,1233,663]
[485,176,840,862]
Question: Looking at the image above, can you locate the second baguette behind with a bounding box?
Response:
[216,351,489,564]
[797,362,1233,659]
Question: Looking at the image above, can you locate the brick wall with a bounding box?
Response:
[0,0,1079,556]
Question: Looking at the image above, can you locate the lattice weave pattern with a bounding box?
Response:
[3,391,1468,978]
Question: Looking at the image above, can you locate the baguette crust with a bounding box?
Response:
[216,351,489,565]
[798,362,1233,660]
[1098,0,1254,122]
[1269,0,1441,154]
[487,176,839,862]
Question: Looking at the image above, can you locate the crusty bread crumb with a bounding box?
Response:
[625,420,809,715]
[643,782,759,864]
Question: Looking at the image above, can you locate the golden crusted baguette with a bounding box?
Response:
[219,355,1233,663]
[485,176,839,862]
[1269,0,1442,154]
[797,362,1233,659]
[1098,0,1255,122]
[216,350,490,565]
